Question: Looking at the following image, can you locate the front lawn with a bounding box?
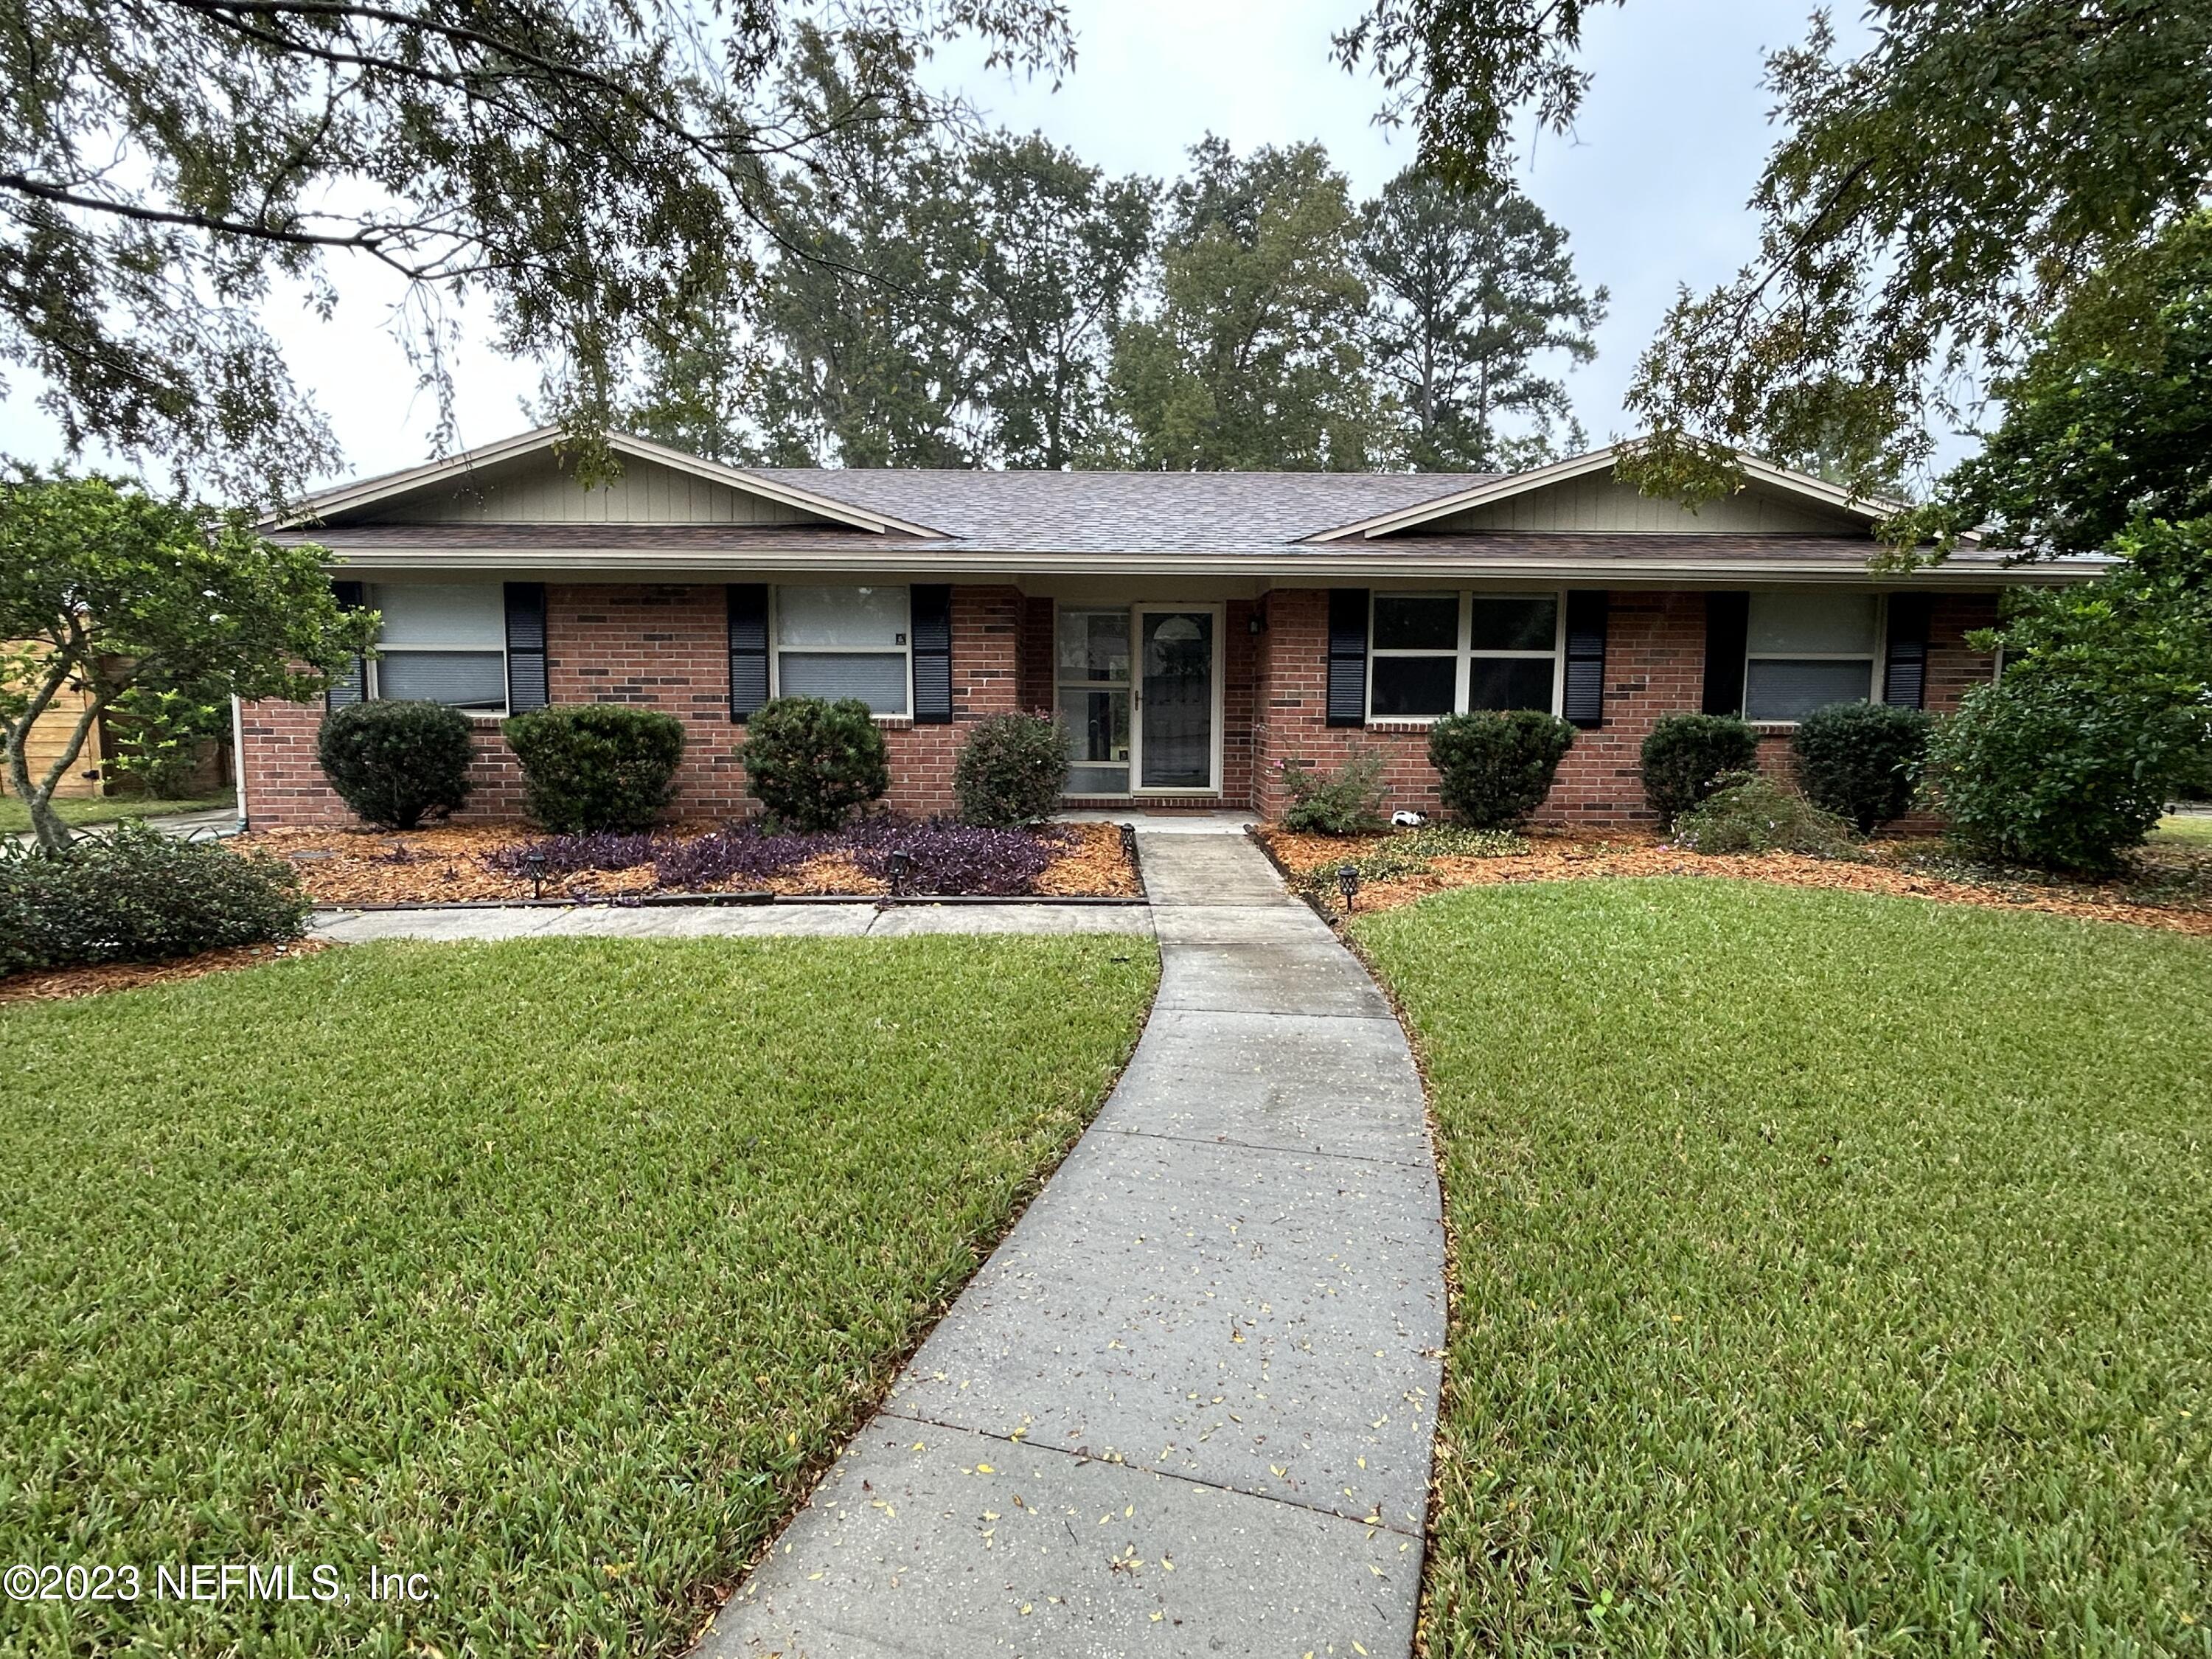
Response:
[1356,880,2211,1655]
[0,790,233,832]
[2155,813,2212,845]
[0,936,1155,1655]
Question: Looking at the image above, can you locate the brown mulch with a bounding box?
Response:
[0,940,331,1005]
[1257,826,2212,939]
[233,821,1141,905]
[1035,824,1143,898]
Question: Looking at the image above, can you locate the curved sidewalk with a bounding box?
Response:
[695,828,1446,1658]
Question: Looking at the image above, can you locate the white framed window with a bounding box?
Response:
[1744,591,1880,723]
[772,584,911,715]
[1056,608,1132,794]
[369,582,507,711]
[1368,591,1563,721]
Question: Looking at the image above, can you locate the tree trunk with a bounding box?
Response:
[4,652,101,855]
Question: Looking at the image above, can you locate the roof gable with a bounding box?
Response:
[279,427,940,536]
[1310,445,1899,540]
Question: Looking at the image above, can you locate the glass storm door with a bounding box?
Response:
[1134,607,1217,792]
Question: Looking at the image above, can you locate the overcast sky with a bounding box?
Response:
[0,0,1845,492]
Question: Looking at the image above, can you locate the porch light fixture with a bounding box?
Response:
[1247,608,1267,636]
[887,849,915,897]
[1337,863,1360,912]
[524,849,547,900]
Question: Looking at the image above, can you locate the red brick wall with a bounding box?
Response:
[241,582,1024,827]
[243,580,2011,829]
[1253,587,2006,827]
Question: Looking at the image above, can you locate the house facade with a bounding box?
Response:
[240,429,2080,830]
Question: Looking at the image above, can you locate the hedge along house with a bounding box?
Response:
[241,427,2088,830]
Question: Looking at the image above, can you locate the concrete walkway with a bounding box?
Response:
[693,828,1446,1658]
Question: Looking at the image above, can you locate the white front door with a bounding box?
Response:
[1054,604,1222,796]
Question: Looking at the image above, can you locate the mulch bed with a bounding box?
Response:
[234,820,1141,906]
[1259,825,2212,939]
[0,941,331,1005]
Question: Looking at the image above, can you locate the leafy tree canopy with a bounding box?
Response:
[0,0,1072,502]
[1358,165,1604,471]
[0,470,376,850]
[1891,213,2212,556]
[1108,137,1382,470]
[1336,1,2212,507]
[629,38,1154,471]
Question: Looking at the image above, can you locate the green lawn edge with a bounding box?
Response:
[0,933,1158,1655]
[0,790,234,832]
[1353,877,2211,1656]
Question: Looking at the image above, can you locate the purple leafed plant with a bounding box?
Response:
[483,816,1078,896]
[848,818,1073,896]
[483,831,663,875]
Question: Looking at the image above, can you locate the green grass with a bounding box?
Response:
[0,790,233,832]
[0,936,1155,1655]
[2154,813,2212,845]
[1355,880,2212,1656]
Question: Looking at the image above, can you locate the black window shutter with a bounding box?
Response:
[1562,591,1609,728]
[325,579,366,710]
[504,582,549,712]
[727,584,769,723]
[1326,588,1369,727]
[1703,591,1750,717]
[1882,594,1933,709]
[911,583,953,724]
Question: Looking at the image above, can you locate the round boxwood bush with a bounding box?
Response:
[316,699,475,830]
[1640,712,1761,826]
[1924,680,2188,873]
[735,696,890,832]
[503,703,686,833]
[0,822,310,976]
[954,712,1069,828]
[1790,700,1934,832]
[1426,709,1576,830]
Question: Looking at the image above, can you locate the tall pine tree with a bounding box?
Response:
[1357,166,1604,471]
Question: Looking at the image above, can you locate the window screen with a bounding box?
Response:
[773,585,911,714]
[371,582,507,710]
[1744,592,1877,722]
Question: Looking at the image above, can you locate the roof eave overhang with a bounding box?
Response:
[260,425,945,540]
[307,546,2101,585]
[1306,443,1926,543]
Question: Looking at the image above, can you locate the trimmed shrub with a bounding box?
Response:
[954,712,1069,828]
[1641,712,1761,826]
[1790,701,1934,832]
[1427,710,1576,830]
[1279,748,1390,835]
[317,699,474,830]
[735,697,889,832]
[1924,680,2191,873]
[0,822,310,976]
[503,704,686,833]
[1672,772,1855,856]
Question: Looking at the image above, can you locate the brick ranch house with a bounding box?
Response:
[240,428,2089,830]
